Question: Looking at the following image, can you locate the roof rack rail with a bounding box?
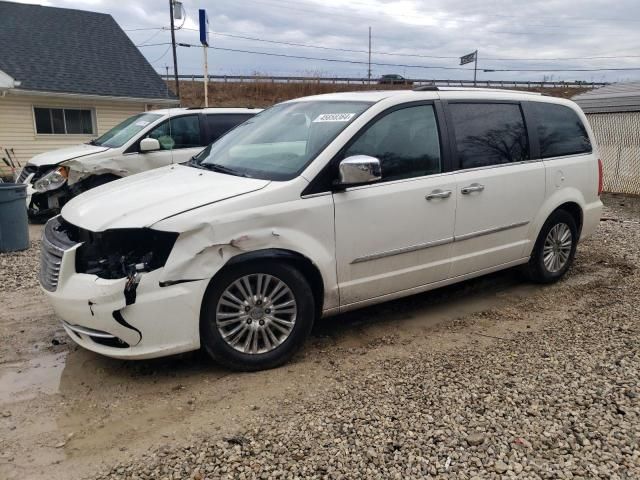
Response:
[186,107,204,110]
[413,86,439,91]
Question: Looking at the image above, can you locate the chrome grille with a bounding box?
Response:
[17,165,37,183]
[40,217,78,292]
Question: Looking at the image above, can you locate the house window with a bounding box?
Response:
[34,107,95,135]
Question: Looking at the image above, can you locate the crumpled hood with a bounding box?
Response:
[27,143,110,167]
[61,165,270,231]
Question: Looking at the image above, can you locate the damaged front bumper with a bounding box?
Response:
[41,221,209,359]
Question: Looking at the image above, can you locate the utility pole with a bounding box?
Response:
[169,0,180,99]
[473,50,478,87]
[368,27,372,85]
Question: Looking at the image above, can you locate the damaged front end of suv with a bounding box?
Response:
[73,225,178,304]
[41,216,192,355]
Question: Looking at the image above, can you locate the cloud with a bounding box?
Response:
[11,0,640,82]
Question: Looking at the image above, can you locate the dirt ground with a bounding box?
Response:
[0,194,638,479]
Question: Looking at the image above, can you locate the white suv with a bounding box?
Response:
[40,88,603,370]
[18,107,261,219]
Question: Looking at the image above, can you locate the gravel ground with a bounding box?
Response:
[92,195,640,480]
[0,230,40,292]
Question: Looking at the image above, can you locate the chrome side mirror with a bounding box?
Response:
[337,155,382,187]
[140,137,161,152]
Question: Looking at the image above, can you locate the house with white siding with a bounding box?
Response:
[0,1,178,168]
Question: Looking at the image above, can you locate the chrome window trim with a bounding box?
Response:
[540,151,593,161]
[454,158,542,174]
[342,171,457,192]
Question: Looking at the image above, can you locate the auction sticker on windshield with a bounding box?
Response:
[313,113,356,122]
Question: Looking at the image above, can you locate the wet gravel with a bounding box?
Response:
[0,237,40,292]
[92,195,640,479]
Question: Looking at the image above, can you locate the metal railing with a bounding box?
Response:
[161,75,606,90]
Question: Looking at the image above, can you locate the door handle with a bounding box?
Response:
[461,183,485,195]
[425,189,452,200]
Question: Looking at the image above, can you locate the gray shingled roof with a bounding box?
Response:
[0,1,176,101]
[573,83,640,114]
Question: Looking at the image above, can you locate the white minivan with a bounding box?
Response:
[17,107,261,219]
[40,88,603,370]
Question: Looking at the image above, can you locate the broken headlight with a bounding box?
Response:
[34,167,68,192]
[74,228,178,280]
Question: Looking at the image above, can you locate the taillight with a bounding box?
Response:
[597,158,603,196]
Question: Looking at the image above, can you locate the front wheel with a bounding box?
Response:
[200,261,315,371]
[525,209,578,283]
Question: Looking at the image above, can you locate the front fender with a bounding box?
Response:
[154,192,339,310]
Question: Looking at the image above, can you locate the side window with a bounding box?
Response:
[529,102,592,158]
[146,115,201,150]
[342,104,441,182]
[206,114,254,143]
[450,103,529,169]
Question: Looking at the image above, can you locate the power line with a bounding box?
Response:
[135,27,640,66]
[135,22,640,62]
[177,42,472,71]
[179,27,460,59]
[124,26,165,32]
[137,42,172,47]
[486,66,640,72]
[149,45,173,64]
[137,27,166,46]
[175,42,640,73]
[178,28,640,62]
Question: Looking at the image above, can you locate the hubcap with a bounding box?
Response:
[216,273,297,354]
[543,223,572,273]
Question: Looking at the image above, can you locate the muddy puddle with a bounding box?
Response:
[0,352,66,404]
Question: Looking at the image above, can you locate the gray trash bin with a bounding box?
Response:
[0,182,29,252]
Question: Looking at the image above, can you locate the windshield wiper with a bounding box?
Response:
[87,139,100,146]
[186,156,207,169]
[205,163,251,178]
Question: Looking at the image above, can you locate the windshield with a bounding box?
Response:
[195,101,372,180]
[92,113,163,148]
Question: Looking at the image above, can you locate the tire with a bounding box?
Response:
[524,209,578,284]
[200,260,315,371]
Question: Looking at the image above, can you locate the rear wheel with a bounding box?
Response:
[525,209,578,283]
[200,261,315,371]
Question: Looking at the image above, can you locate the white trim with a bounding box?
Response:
[8,88,178,105]
[0,69,21,91]
[32,105,97,136]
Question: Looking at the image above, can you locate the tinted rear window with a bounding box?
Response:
[450,103,529,169]
[529,102,592,158]
[206,114,254,143]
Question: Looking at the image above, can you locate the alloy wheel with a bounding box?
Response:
[543,223,573,273]
[215,273,297,354]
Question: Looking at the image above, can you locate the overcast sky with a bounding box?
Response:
[11,0,640,82]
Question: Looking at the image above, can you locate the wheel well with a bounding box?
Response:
[555,202,583,237]
[222,249,325,317]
